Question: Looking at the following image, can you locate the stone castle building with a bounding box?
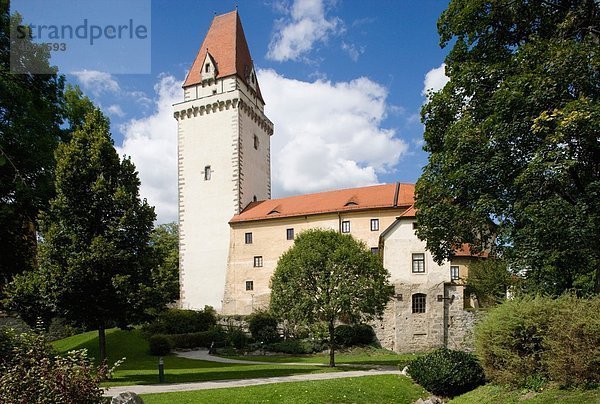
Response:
[174,10,483,352]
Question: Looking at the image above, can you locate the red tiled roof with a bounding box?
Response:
[399,205,416,217]
[183,10,264,102]
[453,244,489,258]
[230,183,415,223]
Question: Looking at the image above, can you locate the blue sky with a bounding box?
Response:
[13,0,451,223]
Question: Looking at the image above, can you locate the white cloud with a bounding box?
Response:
[107,104,125,117]
[117,74,180,224]
[268,0,343,61]
[341,41,365,62]
[72,70,121,96]
[422,63,449,97]
[258,69,408,196]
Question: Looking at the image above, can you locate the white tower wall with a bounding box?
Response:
[175,77,272,310]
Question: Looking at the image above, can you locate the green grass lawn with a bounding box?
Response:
[450,384,600,403]
[52,329,349,386]
[140,374,427,403]
[220,346,418,367]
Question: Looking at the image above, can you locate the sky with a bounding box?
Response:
[13,0,451,224]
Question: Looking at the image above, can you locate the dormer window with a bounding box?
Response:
[205,63,210,73]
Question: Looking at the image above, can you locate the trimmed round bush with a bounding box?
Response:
[149,335,172,356]
[407,348,485,397]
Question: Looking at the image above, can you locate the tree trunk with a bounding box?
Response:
[98,325,106,363]
[328,319,335,367]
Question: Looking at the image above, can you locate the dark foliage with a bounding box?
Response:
[247,310,280,343]
[407,348,485,397]
[148,335,172,356]
[266,339,325,355]
[145,307,217,335]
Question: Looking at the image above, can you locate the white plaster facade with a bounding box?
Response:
[175,75,273,310]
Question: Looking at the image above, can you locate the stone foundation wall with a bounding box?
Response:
[373,283,487,353]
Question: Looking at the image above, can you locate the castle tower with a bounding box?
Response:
[174,11,273,310]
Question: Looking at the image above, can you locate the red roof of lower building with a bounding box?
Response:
[230,183,415,223]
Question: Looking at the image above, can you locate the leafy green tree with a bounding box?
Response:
[149,222,179,305]
[415,0,600,295]
[7,109,157,362]
[270,229,393,367]
[0,6,65,291]
[466,258,513,307]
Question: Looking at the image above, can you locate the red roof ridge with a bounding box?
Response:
[230,183,415,223]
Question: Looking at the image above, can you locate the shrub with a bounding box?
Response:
[407,348,485,397]
[0,329,114,403]
[227,327,248,349]
[149,335,172,356]
[247,311,279,343]
[474,295,553,386]
[145,307,217,335]
[267,339,324,354]
[544,295,600,387]
[164,326,227,350]
[353,324,375,345]
[334,324,355,346]
[334,324,375,347]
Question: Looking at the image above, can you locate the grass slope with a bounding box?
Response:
[450,384,600,403]
[141,374,427,404]
[52,329,347,386]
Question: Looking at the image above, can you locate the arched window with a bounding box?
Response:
[412,293,426,313]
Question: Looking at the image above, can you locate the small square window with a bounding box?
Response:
[245,280,254,291]
[371,247,379,255]
[341,220,350,233]
[412,253,425,273]
[451,265,460,280]
[204,165,211,181]
[253,134,259,150]
[253,256,263,267]
[370,219,379,231]
[245,232,253,244]
[212,89,217,95]
[412,222,418,230]
[286,228,294,240]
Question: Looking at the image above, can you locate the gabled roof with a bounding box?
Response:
[183,10,264,102]
[230,183,415,223]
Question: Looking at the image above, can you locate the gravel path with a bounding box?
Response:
[104,369,402,396]
[104,349,401,396]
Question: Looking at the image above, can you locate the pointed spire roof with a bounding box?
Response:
[183,10,263,102]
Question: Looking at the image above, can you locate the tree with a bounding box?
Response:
[415,0,600,295]
[0,6,65,291]
[270,229,393,367]
[465,258,513,307]
[149,222,179,305]
[7,109,156,362]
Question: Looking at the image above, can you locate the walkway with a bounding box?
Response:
[104,369,402,396]
[104,349,402,396]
